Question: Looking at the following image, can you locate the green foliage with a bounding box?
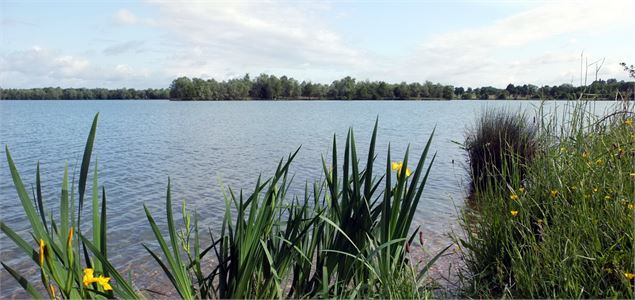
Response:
[1,114,141,299]
[465,108,538,193]
[144,119,447,299]
[459,101,635,298]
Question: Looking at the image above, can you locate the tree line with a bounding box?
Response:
[1,74,633,100]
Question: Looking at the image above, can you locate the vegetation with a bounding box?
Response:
[1,115,448,299]
[459,100,635,298]
[2,73,633,100]
[464,108,538,193]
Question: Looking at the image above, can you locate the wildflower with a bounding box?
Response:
[510,210,519,217]
[604,195,611,200]
[582,151,589,158]
[628,204,634,210]
[510,194,519,201]
[625,118,633,126]
[391,161,411,177]
[592,187,598,193]
[38,239,45,267]
[49,284,56,299]
[595,159,603,166]
[518,187,525,193]
[550,190,558,198]
[625,273,635,280]
[630,173,635,178]
[67,227,73,249]
[83,268,112,291]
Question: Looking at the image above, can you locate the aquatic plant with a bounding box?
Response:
[458,101,635,298]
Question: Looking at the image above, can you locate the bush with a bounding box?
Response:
[465,108,538,194]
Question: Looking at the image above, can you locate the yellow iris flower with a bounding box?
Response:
[391,161,411,177]
[510,194,519,201]
[510,210,518,217]
[39,239,45,267]
[83,268,113,291]
[625,272,635,279]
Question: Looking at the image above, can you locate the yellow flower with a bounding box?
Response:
[593,187,598,193]
[595,159,603,166]
[49,284,56,299]
[550,190,558,198]
[97,275,112,291]
[582,151,589,158]
[38,239,45,267]
[604,195,611,200]
[67,227,73,249]
[630,173,635,178]
[510,210,518,217]
[518,187,525,193]
[625,272,635,279]
[628,204,634,210]
[510,194,519,201]
[625,118,633,126]
[83,268,112,290]
[391,161,411,177]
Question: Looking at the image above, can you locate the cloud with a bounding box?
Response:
[144,0,366,79]
[398,0,635,87]
[103,40,146,55]
[113,9,138,25]
[0,47,160,88]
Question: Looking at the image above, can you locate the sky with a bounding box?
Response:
[1,0,633,89]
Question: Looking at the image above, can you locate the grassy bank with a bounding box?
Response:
[1,115,447,299]
[459,101,635,298]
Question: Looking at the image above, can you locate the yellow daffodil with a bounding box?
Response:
[550,190,558,198]
[625,118,633,126]
[510,194,519,201]
[625,272,635,279]
[83,268,113,291]
[510,210,518,217]
[38,239,45,267]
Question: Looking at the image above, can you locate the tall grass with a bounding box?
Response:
[459,101,635,298]
[2,115,448,299]
[1,114,141,299]
[464,108,538,194]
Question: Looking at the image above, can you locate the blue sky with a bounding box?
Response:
[1,0,633,88]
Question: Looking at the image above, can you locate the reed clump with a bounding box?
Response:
[1,115,447,299]
[459,101,635,298]
[465,108,538,194]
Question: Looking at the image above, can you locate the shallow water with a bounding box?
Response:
[0,99,618,297]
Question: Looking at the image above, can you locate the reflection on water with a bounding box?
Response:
[0,100,618,297]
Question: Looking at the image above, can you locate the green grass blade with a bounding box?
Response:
[78,113,99,227]
[1,262,45,299]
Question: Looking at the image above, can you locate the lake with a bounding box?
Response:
[0,100,618,297]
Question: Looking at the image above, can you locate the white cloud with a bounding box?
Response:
[397,0,635,87]
[142,0,366,79]
[0,47,159,88]
[113,9,138,25]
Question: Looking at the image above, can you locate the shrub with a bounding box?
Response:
[465,108,538,194]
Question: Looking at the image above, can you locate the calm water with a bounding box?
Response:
[0,100,617,297]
